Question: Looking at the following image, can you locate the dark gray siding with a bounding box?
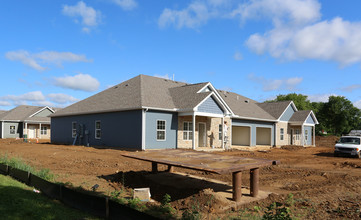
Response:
[232,119,275,146]
[145,110,178,149]
[3,122,22,138]
[0,122,2,138]
[280,105,295,121]
[305,114,315,124]
[51,110,142,150]
[198,96,224,115]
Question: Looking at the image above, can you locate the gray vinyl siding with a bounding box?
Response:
[279,105,296,121]
[3,122,22,138]
[198,96,224,115]
[145,110,177,149]
[34,108,53,117]
[305,115,315,124]
[51,110,142,149]
[232,119,275,146]
[304,126,312,145]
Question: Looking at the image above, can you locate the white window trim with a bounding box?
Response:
[156,120,166,141]
[10,125,15,134]
[295,129,300,141]
[280,128,284,141]
[95,120,101,140]
[41,126,47,135]
[305,129,308,141]
[218,124,222,141]
[72,121,77,138]
[183,121,193,141]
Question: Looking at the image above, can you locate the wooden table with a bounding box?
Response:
[121,149,279,202]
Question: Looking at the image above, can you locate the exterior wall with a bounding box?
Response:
[198,96,224,115]
[25,124,51,139]
[279,105,296,121]
[304,126,313,145]
[232,119,274,146]
[145,110,177,149]
[0,122,2,138]
[177,116,230,149]
[51,110,142,150]
[289,126,302,145]
[256,127,271,145]
[305,115,315,124]
[34,108,53,117]
[232,126,250,146]
[275,122,289,146]
[3,122,22,138]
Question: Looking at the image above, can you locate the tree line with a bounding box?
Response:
[267,93,361,136]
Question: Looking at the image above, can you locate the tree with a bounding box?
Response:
[268,93,311,110]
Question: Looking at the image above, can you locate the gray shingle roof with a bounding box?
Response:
[289,110,312,123]
[0,105,56,123]
[257,101,293,119]
[218,91,276,120]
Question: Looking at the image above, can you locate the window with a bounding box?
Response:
[219,124,222,140]
[157,120,166,141]
[295,129,300,140]
[183,122,193,140]
[10,126,15,134]
[95,121,101,139]
[280,128,284,141]
[72,122,77,138]
[41,126,47,135]
[305,130,308,141]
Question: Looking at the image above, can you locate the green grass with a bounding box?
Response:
[0,154,54,181]
[0,174,98,220]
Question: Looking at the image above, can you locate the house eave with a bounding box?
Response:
[232,115,277,122]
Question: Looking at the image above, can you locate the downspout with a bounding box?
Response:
[142,108,149,151]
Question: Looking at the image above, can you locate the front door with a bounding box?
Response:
[198,123,206,147]
[28,125,36,138]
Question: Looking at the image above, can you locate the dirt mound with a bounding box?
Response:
[280,145,304,151]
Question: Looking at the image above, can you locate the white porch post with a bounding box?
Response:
[39,123,42,139]
[229,118,232,149]
[313,125,316,146]
[301,125,304,146]
[221,117,225,149]
[25,122,28,137]
[192,113,196,150]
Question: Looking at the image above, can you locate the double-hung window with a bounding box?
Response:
[72,122,77,138]
[295,129,300,140]
[280,128,284,141]
[10,126,15,134]
[157,120,166,141]
[219,124,222,140]
[95,121,101,139]
[41,126,47,135]
[305,130,308,141]
[183,122,193,140]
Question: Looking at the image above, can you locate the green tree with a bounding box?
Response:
[268,93,311,110]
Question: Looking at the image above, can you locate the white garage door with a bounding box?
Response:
[232,126,250,146]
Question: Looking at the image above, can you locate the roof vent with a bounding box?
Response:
[114,86,118,89]
[125,84,128,87]
[236,96,239,100]
[245,100,249,103]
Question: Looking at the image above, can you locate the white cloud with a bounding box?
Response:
[233,51,243,60]
[111,0,137,10]
[1,91,46,102]
[307,94,336,102]
[238,0,361,66]
[248,74,302,91]
[62,1,101,32]
[354,100,361,109]
[54,73,100,92]
[5,50,91,71]
[47,93,79,104]
[0,101,12,106]
[340,84,361,92]
[158,2,211,29]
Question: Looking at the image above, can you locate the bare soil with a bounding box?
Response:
[0,139,360,219]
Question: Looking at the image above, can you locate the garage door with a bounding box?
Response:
[256,127,271,145]
[232,126,250,146]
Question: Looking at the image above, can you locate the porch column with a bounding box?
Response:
[39,123,41,139]
[221,117,225,149]
[313,125,316,146]
[192,113,196,150]
[25,122,28,138]
[301,125,304,146]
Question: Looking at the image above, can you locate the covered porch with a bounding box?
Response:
[23,122,51,139]
[288,123,316,146]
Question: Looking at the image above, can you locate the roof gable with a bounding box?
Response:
[197,95,224,115]
[0,105,53,122]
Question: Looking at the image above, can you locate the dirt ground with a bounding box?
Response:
[0,138,360,219]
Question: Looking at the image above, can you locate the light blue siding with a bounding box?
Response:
[198,96,224,115]
[304,126,312,145]
[305,114,315,124]
[51,110,142,150]
[145,110,177,149]
[280,104,296,121]
[3,122,22,138]
[232,119,275,146]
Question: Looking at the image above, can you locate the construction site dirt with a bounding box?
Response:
[0,138,360,219]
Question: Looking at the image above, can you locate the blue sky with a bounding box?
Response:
[1,0,361,110]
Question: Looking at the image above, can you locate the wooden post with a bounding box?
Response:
[167,165,173,173]
[152,162,158,173]
[232,171,242,202]
[250,168,259,197]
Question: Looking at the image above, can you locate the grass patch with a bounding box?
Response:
[0,154,54,181]
[0,174,98,220]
